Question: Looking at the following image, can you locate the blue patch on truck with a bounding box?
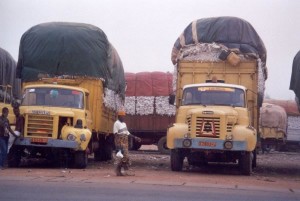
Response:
[174,138,247,151]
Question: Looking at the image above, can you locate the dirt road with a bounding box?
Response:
[1,145,299,192]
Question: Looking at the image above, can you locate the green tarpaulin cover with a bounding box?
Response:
[16,22,125,97]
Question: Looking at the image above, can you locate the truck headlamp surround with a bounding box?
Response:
[182,139,192,147]
[67,133,77,141]
[80,134,86,142]
[224,140,233,149]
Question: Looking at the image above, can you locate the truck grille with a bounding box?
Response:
[195,117,220,138]
[187,116,192,132]
[27,114,53,137]
[227,123,234,133]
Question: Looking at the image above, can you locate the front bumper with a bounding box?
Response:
[14,137,78,149]
[174,138,247,151]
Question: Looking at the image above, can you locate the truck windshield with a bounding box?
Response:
[22,87,84,109]
[182,86,245,107]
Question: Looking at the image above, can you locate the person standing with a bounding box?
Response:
[0,107,17,169]
[7,106,24,153]
[13,106,24,136]
[113,110,141,176]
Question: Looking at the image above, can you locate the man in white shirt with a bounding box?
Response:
[113,110,141,176]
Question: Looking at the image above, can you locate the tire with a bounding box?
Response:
[239,151,252,175]
[170,149,184,171]
[7,146,21,167]
[73,151,88,169]
[157,136,170,154]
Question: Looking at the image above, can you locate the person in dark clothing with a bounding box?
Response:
[0,107,17,169]
[7,106,24,153]
[13,106,24,135]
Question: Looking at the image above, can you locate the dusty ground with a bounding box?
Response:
[1,145,299,191]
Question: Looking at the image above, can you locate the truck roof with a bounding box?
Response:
[183,83,246,91]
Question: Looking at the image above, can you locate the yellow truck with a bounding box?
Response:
[10,22,125,168]
[167,17,267,175]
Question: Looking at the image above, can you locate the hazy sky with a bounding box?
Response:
[0,0,299,100]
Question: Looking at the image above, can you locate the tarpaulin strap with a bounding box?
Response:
[192,20,198,43]
[179,33,185,48]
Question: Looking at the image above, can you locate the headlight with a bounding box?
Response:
[182,139,192,147]
[224,141,233,149]
[80,134,86,142]
[67,134,76,141]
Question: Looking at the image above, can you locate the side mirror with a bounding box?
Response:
[169,94,175,105]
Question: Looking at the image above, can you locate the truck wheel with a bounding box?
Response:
[170,149,184,171]
[7,146,21,167]
[239,151,252,175]
[158,136,170,154]
[74,151,88,169]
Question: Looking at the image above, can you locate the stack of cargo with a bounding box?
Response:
[0,47,22,124]
[259,103,287,152]
[124,72,175,153]
[0,47,21,99]
[264,99,300,151]
[16,22,125,109]
[171,16,268,106]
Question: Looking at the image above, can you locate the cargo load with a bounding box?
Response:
[125,72,175,153]
[16,22,125,104]
[264,99,300,151]
[0,47,21,99]
[259,103,287,152]
[0,47,22,123]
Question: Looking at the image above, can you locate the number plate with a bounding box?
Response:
[31,138,48,144]
[199,141,216,147]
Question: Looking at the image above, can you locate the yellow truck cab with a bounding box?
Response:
[168,79,257,175]
[12,78,117,168]
[167,60,262,175]
[16,83,91,161]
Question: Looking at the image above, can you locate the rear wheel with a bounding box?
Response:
[157,136,170,154]
[170,149,184,171]
[239,151,252,175]
[73,151,88,169]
